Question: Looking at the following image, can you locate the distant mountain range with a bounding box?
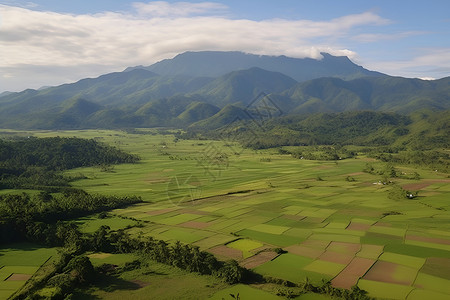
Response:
[0,51,448,130]
[125,51,384,81]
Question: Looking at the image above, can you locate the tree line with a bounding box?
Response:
[0,190,142,245]
[12,220,374,300]
[0,136,139,189]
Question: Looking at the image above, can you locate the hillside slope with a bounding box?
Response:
[130,51,385,81]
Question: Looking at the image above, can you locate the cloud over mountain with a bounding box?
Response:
[0,2,389,91]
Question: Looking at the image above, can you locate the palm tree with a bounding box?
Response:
[156,240,170,263]
[171,241,184,268]
[300,277,314,292]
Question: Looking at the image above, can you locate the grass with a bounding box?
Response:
[77,215,138,233]
[0,244,57,300]
[383,243,450,258]
[309,234,360,244]
[302,260,347,277]
[357,279,414,299]
[159,228,211,243]
[249,223,290,235]
[88,253,138,267]
[158,213,203,225]
[237,229,302,247]
[253,254,324,284]
[408,289,450,300]
[0,243,57,266]
[227,239,263,258]
[0,243,57,299]
[414,272,450,295]
[73,260,228,300]
[379,252,425,269]
[420,258,450,280]
[405,239,450,251]
[193,234,237,250]
[2,129,449,299]
[209,284,282,299]
[294,293,333,300]
[356,244,384,259]
[368,225,407,237]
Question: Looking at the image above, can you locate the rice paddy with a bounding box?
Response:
[1,129,449,299]
[0,243,57,299]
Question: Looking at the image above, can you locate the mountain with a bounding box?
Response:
[196,67,297,106]
[195,110,450,151]
[189,104,251,130]
[0,51,448,130]
[0,69,212,110]
[287,76,450,114]
[128,51,385,81]
[176,102,220,125]
[0,91,13,98]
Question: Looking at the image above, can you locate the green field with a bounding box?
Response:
[0,243,57,299]
[1,129,450,299]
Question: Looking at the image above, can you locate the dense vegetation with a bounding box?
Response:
[190,110,447,148]
[10,220,375,300]
[0,51,448,129]
[0,51,447,299]
[0,136,142,244]
[184,110,450,171]
[0,134,378,300]
[0,190,142,246]
[0,137,139,189]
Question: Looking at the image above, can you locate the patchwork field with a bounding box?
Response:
[2,129,450,299]
[0,243,57,299]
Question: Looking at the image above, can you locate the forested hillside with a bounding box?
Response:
[184,110,450,171]
[0,137,139,189]
[0,51,448,130]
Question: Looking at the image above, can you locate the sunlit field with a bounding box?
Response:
[2,129,449,299]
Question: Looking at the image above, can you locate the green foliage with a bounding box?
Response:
[195,111,414,149]
[216,260,246,284]
[388,185,417,201]
[0,191,142,245]
[291,145,355,161]
[0,137,139,189]
[273,248,287,254]
[369,149,449,172]
[64,255,95,283]
[139,237,240,282]
[1,51,449,130]
[189,110,449,170]
[47,273,76,291]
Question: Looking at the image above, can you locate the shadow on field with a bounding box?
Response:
[72,267,168,299]
[96,274,144,292]
[142,270,167,276]
[74,275,146,299]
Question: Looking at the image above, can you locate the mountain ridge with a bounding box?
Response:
[126,51,385,81]
[0,51,448,130]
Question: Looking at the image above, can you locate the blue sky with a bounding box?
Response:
[1,0,449,92]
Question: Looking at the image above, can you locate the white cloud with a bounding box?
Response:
[365,48,450,78]
[0,2,402,91]
[132,1,228,17]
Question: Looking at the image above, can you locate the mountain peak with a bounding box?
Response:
[142,51,384,81]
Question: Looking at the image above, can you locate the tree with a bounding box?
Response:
[91,225,111,252]
[217,260,246,284]
[64,255,95,283]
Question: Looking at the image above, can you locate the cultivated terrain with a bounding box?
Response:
[0,51,449,299]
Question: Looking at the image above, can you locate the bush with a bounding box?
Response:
[47,274,75,290]
[64,256,95,283]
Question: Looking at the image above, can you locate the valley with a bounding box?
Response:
[1,129,449,299]
[1,0,449,298]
